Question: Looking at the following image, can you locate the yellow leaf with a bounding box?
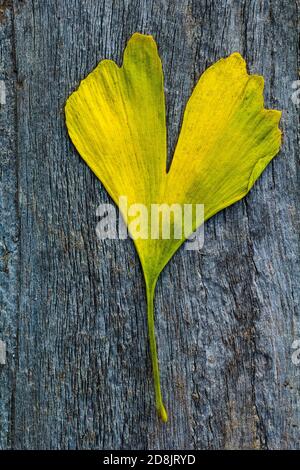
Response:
[65,33,282,422]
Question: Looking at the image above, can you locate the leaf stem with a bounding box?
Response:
[146,279,168,422]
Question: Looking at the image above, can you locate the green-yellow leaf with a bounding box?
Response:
[65,33,282,422]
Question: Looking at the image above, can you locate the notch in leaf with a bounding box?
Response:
[65,33,282,422]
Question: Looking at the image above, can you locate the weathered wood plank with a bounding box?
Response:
[0,0,299,449]
[0,0,19,450]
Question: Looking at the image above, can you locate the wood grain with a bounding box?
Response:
[0,0,299,449]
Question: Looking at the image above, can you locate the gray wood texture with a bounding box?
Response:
[0,0,299,450]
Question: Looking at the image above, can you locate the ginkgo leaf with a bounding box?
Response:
[65,32,282,423]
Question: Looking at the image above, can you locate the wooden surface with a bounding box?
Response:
[0,0,299,450]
